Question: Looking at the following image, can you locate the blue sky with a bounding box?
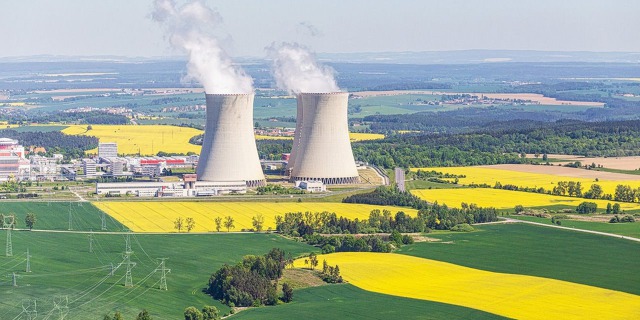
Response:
[1,0,638,57]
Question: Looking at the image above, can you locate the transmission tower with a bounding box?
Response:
[123,251,136,287]
[51,296,69,320]
[9,272,21,287]
[155,258,171,291]
[26,248,31,273]
[5,228,11,257]
[21,299,37,320]
[125,233,131,253]
[88,230,94,253]
[101,212,107,231]
[68,202,73,230]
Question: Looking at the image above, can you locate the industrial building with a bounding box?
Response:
[95,176,247,197]
[289,92,359,184]
[196,93,265,187]
[0,138,30,181]
[98,142,118,158]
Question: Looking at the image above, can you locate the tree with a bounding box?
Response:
[308,252,318,270]
[136,309,153,320]
[606,203,612,214]
[214,217,222,232]
[584,184,603,199]
[201,306,220,320]
[613,203,621,214]
[25,213,36,230]
[184,306,203,320]
[113,311,124,320]
[174,217,184,232]
[185,217,195,233]
[282,282,293,303]
[576,202,597,214]
[252,214,264,232]
[514,205,524,214]
[224,216,235,232]
[103,315,113,320]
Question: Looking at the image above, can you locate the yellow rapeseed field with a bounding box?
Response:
[63,125,202,155]
[412,166,640,196]
[94,201,417,232]
[294,252,640,320]
[411,188,640,210]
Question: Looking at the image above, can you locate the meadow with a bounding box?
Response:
[411,188,640,211]
[233,284,506,320]
[0,201,124,231]
[397,224,640,295]
[412,166,640,196]
[293,252,640,320]
[0,231,313,320]
[508,215,640,238]
[93,201,418,233]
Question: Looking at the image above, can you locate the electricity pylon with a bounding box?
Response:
[155,258,171,291]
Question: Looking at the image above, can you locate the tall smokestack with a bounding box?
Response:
[290,92,359,184]
[196,94,265,187]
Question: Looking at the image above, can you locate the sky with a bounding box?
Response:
[1,0,639,58]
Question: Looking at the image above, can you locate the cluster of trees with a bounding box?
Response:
[609,215,635,223]
[343,186,428,209]
[0,130,98,159]
[576,202,598,214]
[492,181,640,204]
[213,216,236,232]
[13,110,129,125]
[103,309,153,320]
[183,306,220,320]
[207,248,290,307]
[256,184,304,195]
[173,217,196,233]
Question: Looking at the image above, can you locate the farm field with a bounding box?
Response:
[93,202,418,232]
[412,166,640,195]
[62,124,202,155]
[508,215,640,238]
[0,201,125,231]
[411,188,640,211]
[480,163,640,180]
[397,224,640,295]
[292,252,640,320]
[527,154,640,171]
[0,231,313,320]
[233,284,506,320]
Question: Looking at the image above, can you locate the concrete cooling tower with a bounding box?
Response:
[196,93,265,187]
[289,92,359,184]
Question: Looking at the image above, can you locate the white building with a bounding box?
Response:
[98,142,118,158]
[0,138,30,181]
[296,180,326,193]
[82,159,97,177]
[96,180,247,197]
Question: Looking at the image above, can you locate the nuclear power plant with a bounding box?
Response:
[288,92,359,184]
[196,93,265,187]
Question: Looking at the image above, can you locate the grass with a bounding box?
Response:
[0,201,125,231]
[509,215,640,238]
[397,223,640,295]
[232,284,506,320]
[404,180,461,190]
[289,252,640,320]
[0,125,68,133]
[93,201,418,233]
[0,232,314,320]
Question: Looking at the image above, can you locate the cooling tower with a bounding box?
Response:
[290,92,359,184]
[196,93,265,187]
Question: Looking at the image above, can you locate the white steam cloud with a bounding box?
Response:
[267,42,339,94]
[152,0,253,94]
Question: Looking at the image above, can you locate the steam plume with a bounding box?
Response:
[152,0,253,94]
[267,42,339,94]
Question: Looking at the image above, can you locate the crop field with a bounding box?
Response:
[398,224,640,295]
[62,125,202,155]
[93,202,418,233]
[412,166,640,195]
[233,284,506,320]
[293,252,640,319]
[411,188,640,211]
[507,215,640,238]
[0,231,312,320]
[0,201,125,231]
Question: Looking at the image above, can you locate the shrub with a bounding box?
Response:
[450,223,474,232]
[576,202,597,214]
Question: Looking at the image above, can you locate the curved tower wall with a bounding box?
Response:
[286,98,304,172]
[290,92,359,184]
[196,94,265,187]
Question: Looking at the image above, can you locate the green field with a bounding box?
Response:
[232,284,506,320]
[397,223,640,295]
[0,125,69,133]
[0,202,125,231]
[0,232,314,319]
[509,215,640,238]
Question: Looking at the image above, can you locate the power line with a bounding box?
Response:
[21,299,37,320]
[25,248,31,273]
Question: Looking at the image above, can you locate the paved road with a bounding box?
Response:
[395,167,406,191]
